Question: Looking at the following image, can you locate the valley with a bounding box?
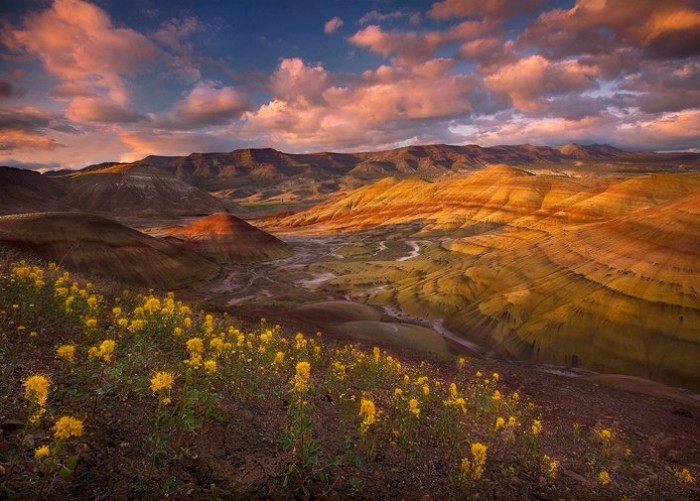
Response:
[3,143,700,390]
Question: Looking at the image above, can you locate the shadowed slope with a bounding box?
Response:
[0,212,218,288]
[0,167,69,214]
[60,165,228,218]
[159,213,292,264]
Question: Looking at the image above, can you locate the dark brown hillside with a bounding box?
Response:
[0,166,69,214]
[0,212,218,288]
[59,166,228,218]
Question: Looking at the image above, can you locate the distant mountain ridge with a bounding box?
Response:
[2,143,700,217]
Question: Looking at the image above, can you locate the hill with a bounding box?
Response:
[157,212,292,264]
[0,212,218,288]
[0,261,698,499]
[266,168,700,388]
[59,165,229,219]
[0,166,69,215]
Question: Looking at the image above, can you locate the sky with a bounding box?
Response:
[1,0,699,170]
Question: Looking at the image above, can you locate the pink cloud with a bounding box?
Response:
[459,37,517,74]
[0,105,78,152]
[2,0,156,123]
[270,58,330,106]
[429,0,542,21]
[243,57,474,150]
[348,25,443,63]
[153,81,250,130]
[522,0,700,59]
[119,129,236,162]
[0,129,65,152]
[66,97,142,123]
[324,16,344,34]
[454,107,700,152]
[484,55,600,111]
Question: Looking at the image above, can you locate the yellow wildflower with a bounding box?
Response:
[85,318,97,329]
[492,372,499,382]
[598,428,613,444]
[150,371,175,393]
[34,445,51,459]
[23,375,51,407]
[449,383,458,399]
[56,344,76,363]
[127,319,145,333]
[408,398,420,418]
[468,442,488,481]
[394,388,403,398]
[359,398,377,433]
[112,307,122,316]
[186,337,204,354]
[494,416,505,431]
[508,416,517,427]
[542,454,559,479]
[294,332,307,350]
[475,370,483,378]
[89,339,116,363]
[293,361,311,392]
[422,384,430,396]
[373,346,380,362]
[597,470,611,486]
[204,359,217,375]
[676,467,696,484]
[331,361,346,380]
[52,416,84,440]
[209,337,224,354]
[492,390,502,401]
[531,419,542,436]
[273,351,285,365]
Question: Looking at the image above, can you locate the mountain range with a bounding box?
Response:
[4,143,699,219]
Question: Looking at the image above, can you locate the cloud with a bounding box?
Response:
[452,106,700,152]
[243,57,475,150]
[522,0,700,60]
[0,106,74,152]
[0,79,25,99]
[483,55,600,111]
[151,16,206,82]
[152,81,250,130]
[2,0,156,121]
[458,37,518,74]
[118,129,240,162]
[348,25,445,63]
[270,58,330,106]
[324,16,344,34]
[0,129,66,152]
[358,10,421,26]
[66,97,143,124]
[348,19,494,64]
[429,0,543,21]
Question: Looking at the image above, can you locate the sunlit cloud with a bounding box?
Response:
[0,0,698,169]
[2,0,155,127]
[152,81,250,129]
[324,17,344,34]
